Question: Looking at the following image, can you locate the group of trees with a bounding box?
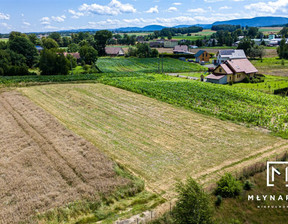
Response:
[155,26,203,39]
[237,38,265,59]
[277,38,288,59]
[127,43,159,58]
[0,32,37,76]
[108,34,136,45]
[210,26,264,47]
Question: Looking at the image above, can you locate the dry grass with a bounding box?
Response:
[0,91,130,223]
[20,84,288,198]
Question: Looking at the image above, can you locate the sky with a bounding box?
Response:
[0,0,288,33]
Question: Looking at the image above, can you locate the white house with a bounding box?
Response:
[215,49,246,65]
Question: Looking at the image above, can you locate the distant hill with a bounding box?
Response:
[114,25,167,32]
[212,16,288,27]
[32,16,288,34]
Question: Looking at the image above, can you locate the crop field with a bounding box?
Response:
[97,57,206,73]
[96,73,288,137]
[0,90,133,223]
[251,57,288,76]
[20,84,288,198]
[259,27,282,34]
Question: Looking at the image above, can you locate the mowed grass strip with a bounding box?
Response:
[97,57,206,73]
[20,84,288,195]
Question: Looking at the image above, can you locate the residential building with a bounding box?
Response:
[195,50,211,63]
[207,58,258,84]
[105,47,125,56]
[173,45,190,54]
[215,49,246,65]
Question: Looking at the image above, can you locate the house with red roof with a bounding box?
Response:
[206,58,258,84]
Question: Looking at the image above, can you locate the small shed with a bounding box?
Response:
[206,74,227,84]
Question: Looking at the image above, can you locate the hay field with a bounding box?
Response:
[20,84,288,196]
[0,91,129,223]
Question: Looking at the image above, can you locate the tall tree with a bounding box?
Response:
[79,45,98,65]
[8,36,37,67]
[94,30,112,56]
[42,38,59,49]
[173,177,213,224]
[39,49,70,75]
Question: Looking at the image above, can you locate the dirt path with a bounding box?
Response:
[0,91,129,223]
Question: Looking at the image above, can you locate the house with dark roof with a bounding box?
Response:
[105,47,125,56]
[206,58,258,84]
[215,49,246,65]
[195,50,211,63]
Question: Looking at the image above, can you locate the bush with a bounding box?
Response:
[215,195,222,206]
[243,180,253,191]
[215,173,242,198]
[173,177,213,224]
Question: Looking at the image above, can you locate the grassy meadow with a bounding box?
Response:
[20,83,288,197]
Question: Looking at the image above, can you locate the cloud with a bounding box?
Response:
[146,6,159,13]
[23,21,31,26]
[173,2,182,5]
[168,7,178,12]
[68,9,84,19]
[0,22,12,29]
[0,13,10,20]
[219,6,232,10]
[79,0,136,16]
[187,8,206,13]
[44,25,58,30]
[40,17,50,25]
[245,0,288,13]
[51,15,66,23]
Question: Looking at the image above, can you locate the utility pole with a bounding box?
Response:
[161,54,164,74]
[158,56,160,73]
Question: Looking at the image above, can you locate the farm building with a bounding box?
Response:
[149,41,164,48]
[173,45,191,54]
[63,52,81,61]
[207,58,258,84]
[195,50,211,63]
[164,40,179,48]
[105,47,125,56]
[215,49,246,65]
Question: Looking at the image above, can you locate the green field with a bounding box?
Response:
[97,57,206,73]
[234,75,288,93]
[95,73,288,137]
[250,57,288,77]
[259,27,282,34]
[0,38,8,42]
[20,83,288,197]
